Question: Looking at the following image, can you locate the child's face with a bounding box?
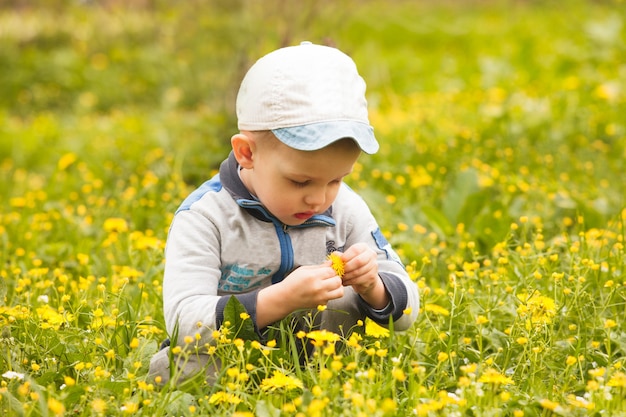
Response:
[243,136,361,226]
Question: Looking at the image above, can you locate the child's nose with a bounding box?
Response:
[304,188,326,207]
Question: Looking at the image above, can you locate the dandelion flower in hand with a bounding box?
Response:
[328,253,345,278]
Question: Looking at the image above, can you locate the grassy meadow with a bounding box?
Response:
[1,0,626,415]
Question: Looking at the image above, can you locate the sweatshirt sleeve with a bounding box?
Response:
[162,209,226,345]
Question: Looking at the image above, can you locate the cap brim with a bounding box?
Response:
[271,121,379,154]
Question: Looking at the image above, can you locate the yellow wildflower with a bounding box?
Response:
[607,371,626,388]
[478,368,514,385]
[392,367,406,382]
[516,292,557,326]
[91,398,107,413]
[364,319,390,338]
[516,337,528,345]
[424,303,450,316]
[48,398,65,416]
[306,330,340,347]
[57,152,77,171]
[260,370,303,392]
[103,217,128,233]
[539,399,560,412]
[208,391,242,405]
[328,253,345,277]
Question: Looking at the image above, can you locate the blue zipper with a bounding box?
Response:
[237,199,335,284]
[271,223,293,284]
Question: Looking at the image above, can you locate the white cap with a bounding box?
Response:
[236,42,379,154]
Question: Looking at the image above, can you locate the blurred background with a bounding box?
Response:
[1,0,624,257]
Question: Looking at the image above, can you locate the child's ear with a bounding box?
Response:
[231,133,255,169]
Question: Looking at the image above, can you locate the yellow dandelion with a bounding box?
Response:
[392,367,406,382]
[129,338,139,349]
[103,217,128,233]
[208,391,242,405]
[478,368,514,385]
[260,370,303,392]
[57,152,77,171]
[48,398,66,416]
[306,329,341,347]
[233,411,254,417]
[91,398,107,413]
[364,319,390,338]
[424,303,450,316]
[381,398,396,412]
[539,399,560,412]
[516,292,557,326]
[589,367,606,378]
[328,253,345,278]
[376,348,388,358]
[566,395,594,411]
[460,363,477,375]
[607,371,626,388]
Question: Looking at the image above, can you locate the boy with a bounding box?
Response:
[149,41,419,384]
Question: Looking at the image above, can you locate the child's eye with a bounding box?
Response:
[291,180,309,188]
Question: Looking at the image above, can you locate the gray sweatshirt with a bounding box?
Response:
[163,152,419,346]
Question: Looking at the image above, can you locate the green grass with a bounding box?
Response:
[1,0,625,415]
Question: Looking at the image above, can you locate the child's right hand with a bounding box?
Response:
[281,263,344,310]
[256,263,343,328]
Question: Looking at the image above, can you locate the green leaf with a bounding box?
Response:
[222,296,259,342]
[421,204,454,236]
[0,388,25,416]
[164,390,196,416]
[0,276,6,306]
[442,168,481,224]
[255,400,281,417]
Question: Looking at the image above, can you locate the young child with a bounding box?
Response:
[149,41,419,384]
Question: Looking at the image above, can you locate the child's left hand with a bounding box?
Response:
[338,243,389,309]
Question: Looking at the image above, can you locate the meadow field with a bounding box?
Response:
[1,0,625,415]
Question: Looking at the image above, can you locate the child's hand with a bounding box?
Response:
[337,243,389,309]
[281,264,344,310]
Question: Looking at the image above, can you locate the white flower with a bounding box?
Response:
[2,371,25,380]
[37,295,49,303]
